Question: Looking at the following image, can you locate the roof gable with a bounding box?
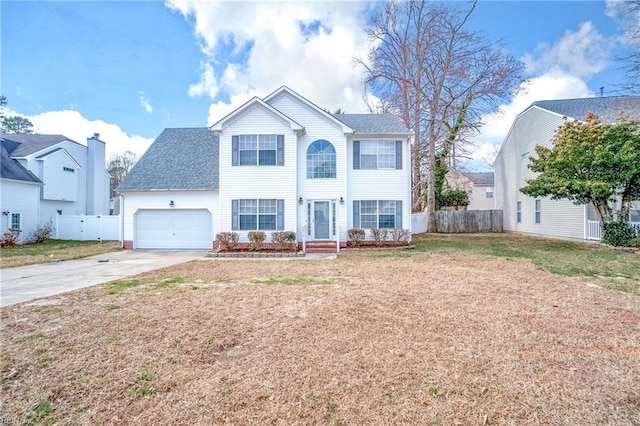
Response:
[210,96,304,133]
[264,86,354,133]
[35,147,82,168]
[0,134,83,157]
[117,128,218,192]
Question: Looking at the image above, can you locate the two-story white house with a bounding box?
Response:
[494,96,640,241]
[0,133,110,241]
[117,86,412,251]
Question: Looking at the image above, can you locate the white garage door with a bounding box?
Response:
[135,209,212,249]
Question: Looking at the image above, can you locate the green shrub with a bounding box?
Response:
[602,221,636,247]
[439,188,469,209]
[628,237,640,248]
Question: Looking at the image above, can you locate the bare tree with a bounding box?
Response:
[358,0,524,231]
[616,0,640,93]
[107,151,137,198]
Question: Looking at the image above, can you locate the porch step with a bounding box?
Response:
[305,241,338,253]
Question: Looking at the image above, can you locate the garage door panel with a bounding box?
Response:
[135,209,212,249]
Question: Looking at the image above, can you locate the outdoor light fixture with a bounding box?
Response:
[339,197,344,205]
[169,200,175,207]
[298,197,303,205]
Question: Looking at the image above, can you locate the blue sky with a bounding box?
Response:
[2,1,637,168]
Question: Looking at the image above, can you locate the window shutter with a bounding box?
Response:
[276,199,285,230]
[353,201,360,228]
[277,135,285,166]
[395,200,402,228]
[353,141,360,169]
[232,136,239,166]
[395,141,402,170]
[231,200,239,230]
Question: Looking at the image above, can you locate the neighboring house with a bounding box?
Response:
[445,169,494,210]
[494,96,640,240]
[117,86,412,251]
[0,133,110,241]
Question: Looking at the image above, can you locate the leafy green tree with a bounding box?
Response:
[2,116,34,134]
[0,95,34,134]
[520,112,640,244]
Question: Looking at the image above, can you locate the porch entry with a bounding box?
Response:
[308,200,336,240]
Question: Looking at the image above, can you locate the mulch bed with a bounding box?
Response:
[1,250,638,424]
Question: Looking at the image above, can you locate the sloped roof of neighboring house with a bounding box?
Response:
[333,113,411,135]
[0,134,83,157]
[0,139,42,184]
[532,96,640,123]
[117,128,218,192]
[463,171,494,186]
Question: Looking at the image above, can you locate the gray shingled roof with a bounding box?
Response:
[333,113,410,134]
[0,134,81,156]
[463,171,494,185]
[532,96,640,123]
[1,139,42,183]
[117,128,218,191]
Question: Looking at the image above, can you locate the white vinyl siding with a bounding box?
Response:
[495,106,585,239]
[40,149,79,202]
[218,105,297,240]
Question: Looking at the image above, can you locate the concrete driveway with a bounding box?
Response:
[0,250,207,307]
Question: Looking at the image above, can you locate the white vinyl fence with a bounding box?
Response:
[55,215,121,241]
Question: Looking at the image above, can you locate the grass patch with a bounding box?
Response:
[413,233,640,293]
[0,240,121,268]
[25,400,54,423]
[131,387,154,397]
[251,277,332,286]
[21,332,45,342]
[134,372,154,382]
[106,279,149,295]
[154,277,186,288]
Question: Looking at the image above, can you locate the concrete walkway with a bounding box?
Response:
[0,250,207,307]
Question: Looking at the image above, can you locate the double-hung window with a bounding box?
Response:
[10,212,21,230]
[232,199,284,231]
[353,140,402,170]
[516,201,522,223]
[353,200,403,229]
[535,199,541,224]
[232,135,284,166]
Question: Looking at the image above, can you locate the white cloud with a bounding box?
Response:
[137,91,153,114]
[166,0,375,123]
[523,22,610,79]
[188,62,219,98]
[23,109,153,160]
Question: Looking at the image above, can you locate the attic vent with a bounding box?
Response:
[63,166,75,173]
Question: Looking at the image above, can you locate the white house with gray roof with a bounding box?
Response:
[0,133,110,241]
[494,95,640,240]
[117,86,412,251]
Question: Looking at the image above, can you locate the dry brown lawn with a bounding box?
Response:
[1,250,639,425]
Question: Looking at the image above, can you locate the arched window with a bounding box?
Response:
[307,140,336,178]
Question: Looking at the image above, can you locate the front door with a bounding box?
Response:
[313,201,330,239]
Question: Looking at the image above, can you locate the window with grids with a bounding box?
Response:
[360,140,396,169]
[516,201,522,223]
[535,199,541,224]
[238,199,278,230]
[307,140,336,178]
[11,213,21,230]
[359,200,397,228]
[235,135,281,166]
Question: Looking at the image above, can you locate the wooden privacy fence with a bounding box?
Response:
[435,210,503,233]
